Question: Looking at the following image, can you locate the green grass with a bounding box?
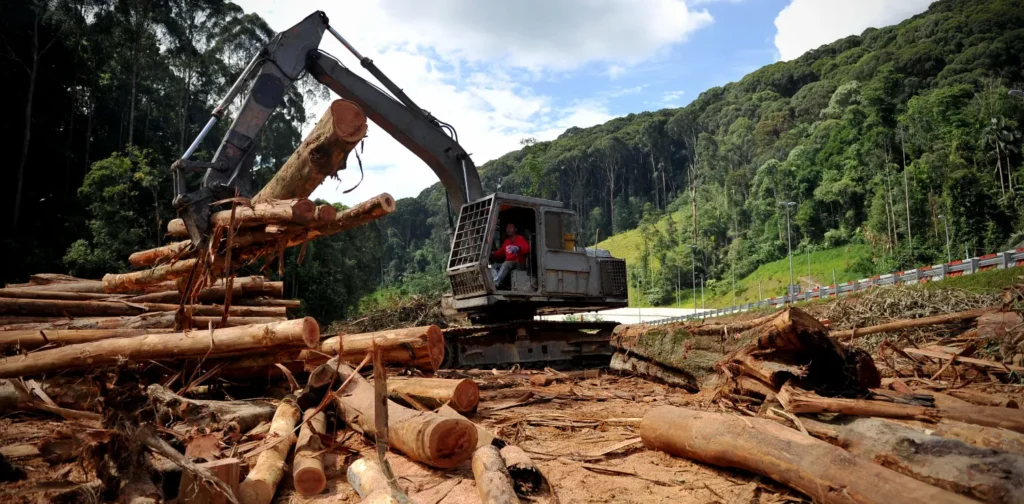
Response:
[703,244,873,307]
[920,266,1024,294]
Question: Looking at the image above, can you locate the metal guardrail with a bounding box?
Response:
[649,248,1024,326]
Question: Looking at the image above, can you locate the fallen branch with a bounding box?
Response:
[831,307,996,340]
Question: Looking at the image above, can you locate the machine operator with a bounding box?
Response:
[491,223,530,286]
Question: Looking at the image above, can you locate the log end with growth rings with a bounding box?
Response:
[421,417,479,468]
[449,379,480,413]
[330,100,369,143]
[297,317,321,348]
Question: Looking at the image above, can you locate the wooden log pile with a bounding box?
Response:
[639,304,1024,504]
[0,99,552,504]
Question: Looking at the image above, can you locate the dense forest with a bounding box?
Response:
[3,0,1024,322]
[379,0,1024,305]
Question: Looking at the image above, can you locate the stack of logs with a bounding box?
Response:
[622,306,1024,504]
[0,98,542,504]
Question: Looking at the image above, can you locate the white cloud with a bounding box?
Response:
[662,90,686,104]
[234,0,709,205]
[606,64,627,80]
[773,0,932,61]
[377,0,713,69]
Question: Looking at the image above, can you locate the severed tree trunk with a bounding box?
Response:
[0,328,173,351]
[387,377,479,412]
[347,457,398,504]
[165,198,316,238]
[472,445,520,504]
[609,352,698,391]
[640,406,975,504]
[317,325,444,371]
[293,408,327,497]
[147,384,276,434]
[238,400,300,504]
[102,258,200,293]
[0,313,282,332]
[253,100,368,203]
[0,297,284,318]
[323,358,477,468]
[0,318,318,378]
[799,416,1024,503]
[830,307,995,340]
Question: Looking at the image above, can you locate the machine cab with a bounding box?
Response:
[444,193,627,321]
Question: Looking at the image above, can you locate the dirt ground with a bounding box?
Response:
[280,374,801,504]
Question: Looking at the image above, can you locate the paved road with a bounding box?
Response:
[537,307,711,325]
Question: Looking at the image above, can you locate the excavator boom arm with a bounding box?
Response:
[173,11,483,244]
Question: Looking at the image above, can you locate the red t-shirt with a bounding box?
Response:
[492,235,530,264]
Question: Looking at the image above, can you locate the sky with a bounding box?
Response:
[234,0,935,206]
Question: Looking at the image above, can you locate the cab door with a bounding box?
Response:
[540,209,590,295]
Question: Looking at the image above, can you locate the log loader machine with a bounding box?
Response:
[170,12,628,367]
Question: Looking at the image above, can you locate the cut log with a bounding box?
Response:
[323,357,477,468]
[640,406,975,504]
[387,377,479,412]
[0,318,318,378]
[123,283,242,304]
[347,457,399,504]
[613,309,782,340]
[313,204,336,223]
[609,351,699,391]
[778,385,940,422]
[129,240,192,268]
[230,298,300,308]
[925,420,1024,455]
[254,100,368,203]
[0,328,174,351]
[0,297,284,319]
[238,400,300,504]
[718,308,880,393]
[799,415,1024,503]
[318,325,444,371]
[500,445,543,495]
[178,458,241,504]
[831,307,996,340]
[293,408,327,496]
[166,198,316,237]
[0,313,282,332]
[473,445,520,504]
[102,258,199,293]
[147,384,276,433]
[2,280,105,293]
[947,389,1019,408]
[940,402,1024,433]
[0,289,124,301]
[437,404,495,450]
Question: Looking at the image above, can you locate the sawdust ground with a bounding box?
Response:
[273,375,800,504]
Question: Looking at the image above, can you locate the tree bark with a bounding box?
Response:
[0,289,124,301]
[500,445,543,496]
[387,377,479,413]
[925,420,1024,455]
[472,445,520,504]
[238,400,300,504]
[3,280,106,293]
[147,384,276,434]
[799,416,1024,503]
[317,325,444,371]
[609,351,699,391]
[129,241,192,267]
[324,358,477,468]
[946,389,1018,409]
[253,100,368,203]
[0,318,318,378]
[0,297,285,318]
[640,406,975,504]
[778,385,940,422]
